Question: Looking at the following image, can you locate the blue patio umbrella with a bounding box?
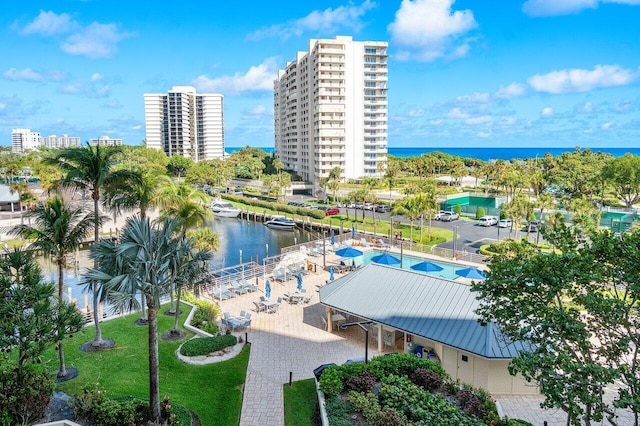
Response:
[351,224,356,240]
[297,273,303,291]
[265,279,272,298]
[410,261,444,273]
[371,253,401,265]
[455,267,486,280]
[330,229,335,246]
[335,246,363,258]
[329,265,335,282]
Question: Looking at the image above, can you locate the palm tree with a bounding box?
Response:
[47,142,136,348]
[10,196,96,377]
[85,216,211,422]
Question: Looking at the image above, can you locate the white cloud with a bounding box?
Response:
[528,65,638,94]
[91,73,103,82]
[58,83,83,94]
[601,121,616,130]
[246,1,376,40]
[249,105,267,115]
[465,115,493,125]
[494,82,526,98]
[388,0,478,62]
[3,68,43,81]
[62,23,135,59]
[610,99,634,113]
[575,101,595,113]
[523,0,640,16]
[477,131,492,138]
[20,10,77,35]
[541,106,554,117]
[192,57,279,95]
[447,108,470,118]
[406,108,425,117]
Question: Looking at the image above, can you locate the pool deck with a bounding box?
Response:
[208,244,636,426]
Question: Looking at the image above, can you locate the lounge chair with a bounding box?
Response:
[375,238,390,248]
[308,246,320,257]
[229,281,248,295]
[273,268,288,282]
[240,279,258,292]
[360,238,370,247]
[213,285,235,300]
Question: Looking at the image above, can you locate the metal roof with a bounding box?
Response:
[319,263,529,359]
[0,185,20,203]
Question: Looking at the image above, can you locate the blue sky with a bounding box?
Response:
[1,0,639,149]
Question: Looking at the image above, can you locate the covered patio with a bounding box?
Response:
[319,263,538,395]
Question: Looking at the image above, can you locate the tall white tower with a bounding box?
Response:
[144,86,224,161]
[274,35,388,183]
[11,129,40,153]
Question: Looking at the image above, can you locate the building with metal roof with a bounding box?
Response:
[319,263,538,395]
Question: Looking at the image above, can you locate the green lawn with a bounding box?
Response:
[283,379,318,426]
[48,302,250,426]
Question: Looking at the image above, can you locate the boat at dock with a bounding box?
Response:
[264,216,296,231]
[210,199,241,218]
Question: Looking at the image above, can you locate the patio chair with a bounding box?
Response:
[240,313,252,329]
[360,238,370,247]
[253,301,266,313]
[239,310,247,318]
[221,312,232,326]
[375,238,390,249]
[229,281,248,295]
[273,268,288,282]
[321,317,328,331]
[240,279,258,292]
[302,293,312,304]
[214,285,235,300]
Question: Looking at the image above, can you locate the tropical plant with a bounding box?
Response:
[10,196,95,377]
[46,142,136,348]
[84,216,211,422]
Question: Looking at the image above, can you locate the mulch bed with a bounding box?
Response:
[161,329,186,341]
[79,338,116,353]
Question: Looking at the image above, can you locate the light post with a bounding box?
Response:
[453,225,458,254]
[265,243,269,259]
[323,231,327,268]
[340,320,373,363]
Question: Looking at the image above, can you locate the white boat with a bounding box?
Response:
[264,216,296,230]
[210,199,241,218]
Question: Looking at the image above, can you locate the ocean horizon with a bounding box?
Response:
[226,146,640,162]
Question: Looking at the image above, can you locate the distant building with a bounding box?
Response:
[90,136,122,147]
[40,134,81,149]
[274,35,388,183]
[144,86,224,162]
[11,128,40,153]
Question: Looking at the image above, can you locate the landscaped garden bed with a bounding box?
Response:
[318,353,532,426]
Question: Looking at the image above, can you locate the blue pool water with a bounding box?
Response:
[361,251,461,280]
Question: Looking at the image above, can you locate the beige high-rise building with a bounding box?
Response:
[144,86,224,161]
[274,35,388,184]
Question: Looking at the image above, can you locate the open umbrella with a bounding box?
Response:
[335,246,363,258]
[410,261,444,273]
[455,267,486,280]
[371,253,401,265]
[265,279,272,298]
[330,229,335,246]
[329,265,335,282]
[297,273,303,291]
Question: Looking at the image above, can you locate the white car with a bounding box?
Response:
[478,216,498,227]
[498,219,513,228]
[434,210,447,220]
[440,211,459,222]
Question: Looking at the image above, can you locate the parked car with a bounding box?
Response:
[440,211,459,222]
[498,219,513,228]
[526,220,542,233]
[478,216,498,227]
[317,206,340,215]
[363,203,375,211]
[348,202,365,210]
[374,205,392,213]
[434,210,447,220]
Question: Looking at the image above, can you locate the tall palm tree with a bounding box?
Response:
[47,142,136,348]
[85,216,211,421]
[10,196,96,377]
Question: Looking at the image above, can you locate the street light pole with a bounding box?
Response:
[323,231,326,268]
[340,320,373,363]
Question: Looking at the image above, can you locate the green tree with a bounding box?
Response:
[167,155,194,178]
[46,142,135,348]
[601,153,640,208]
[85,217,211,422]
[10,196,96,377]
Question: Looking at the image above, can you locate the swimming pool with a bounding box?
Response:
[361,250,461,280]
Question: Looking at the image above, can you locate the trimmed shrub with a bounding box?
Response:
[476,207,486,220]
[410,368,444,392]
[179,334,237,357]
[454,204,462,215]
[182,294,220,335]
[344,371,377,393]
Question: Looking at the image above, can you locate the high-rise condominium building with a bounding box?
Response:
[90,136,122,147]
[12,129,41,153]
[274,35,388,183]
[144,86,224,162]
[40,134,81,149]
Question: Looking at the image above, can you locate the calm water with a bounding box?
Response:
[40,217,316,308]
[227,146,640,162]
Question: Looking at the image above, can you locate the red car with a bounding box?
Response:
[318,206,340,215]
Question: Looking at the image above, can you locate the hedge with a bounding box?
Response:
[180,335,238,357]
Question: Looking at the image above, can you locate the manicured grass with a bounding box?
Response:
[47,302,250,426]
[283,379,318,426]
